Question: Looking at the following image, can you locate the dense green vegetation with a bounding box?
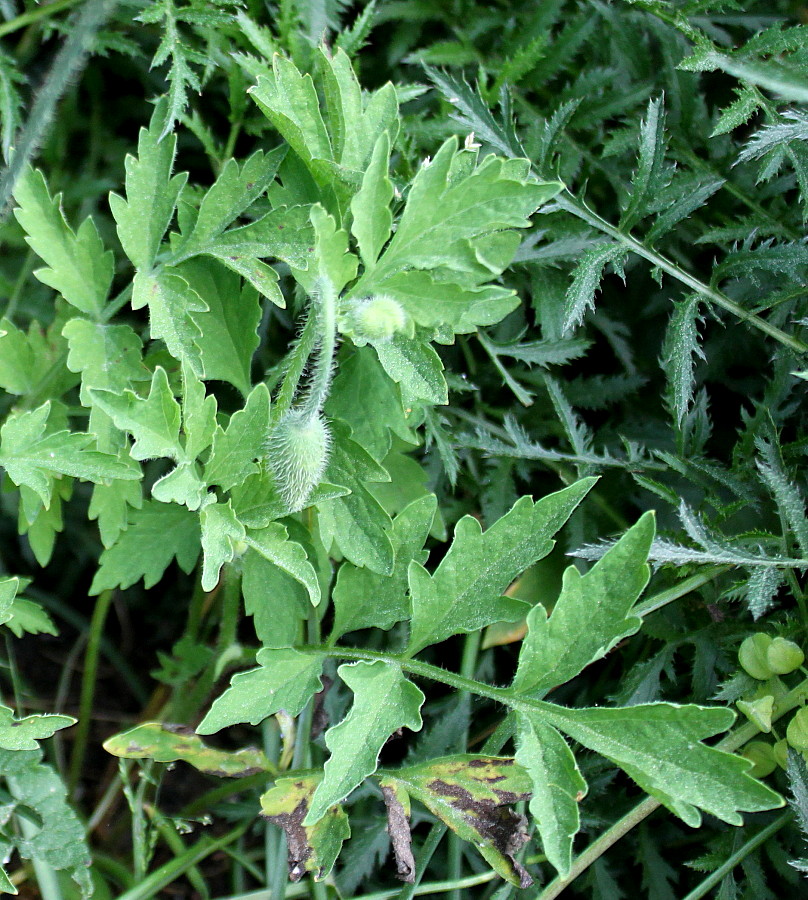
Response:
[0,1,807,897]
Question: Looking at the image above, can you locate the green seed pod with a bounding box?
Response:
[787,707,808,753]
[345,295,408,343]
[773,738,790,770]
[766,636,805,675]
[737,696,774,733]
[738,633,775,680]
[742,741,778,778]
[266,409,331,513]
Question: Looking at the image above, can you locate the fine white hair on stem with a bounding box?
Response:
[266,277,338,512]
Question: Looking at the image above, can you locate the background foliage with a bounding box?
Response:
[0,0,807,898]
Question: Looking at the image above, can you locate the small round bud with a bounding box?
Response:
[742,741,778,778]
[766,636,804,675]
[266,409,330,513]
[737,696,774,733]
[738,633,775,681]
[345,295,408,343]
[787,708,808,753]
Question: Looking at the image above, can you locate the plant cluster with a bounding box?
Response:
[0,1,807,898]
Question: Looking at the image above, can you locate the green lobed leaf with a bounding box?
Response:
[325,347,417,462]
[179,259,262,396]
[380,755,534,888]
[178,360,218,461]
[512,511,654,697]
[202,204,315,273]
[350,131,394,269]
[0,317,45,396]
[539,701,784,826]
[242,545,309,648]
[317,421,395,574]
[406,479,596,655]
[109,102,187,271]
[181,147,286,249]
[261,774,350,882]
[0,749,92,898]
[331,494,436,641]
[377,270,520,334]
[291,203,358,296]
[103,722,271,776]
[317,46,398,174]
[357,139,560,284]
[63,319,148,406]
[151,461,209,510]
[199,500,246,591]
[305,661,424,824]
[131,269,207,374]
[204,382,271,492]
[372,333,448,406]
[0,704,75,751]
[515,712,586,878]
[90,499,200,593]
[89,479,144,548]
[245,521,321,606]
[13,166,113,317]
[197,648,323,733]
[0,402,140,507]
[89,367,184,462]
[249,54,333,186]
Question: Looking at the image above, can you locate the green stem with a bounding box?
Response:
[68,588,114,794]
[554,191,808,355]
[301,278,337,421]
[634,565,730,618]
[448,631,483,900]
[115,821,250,900]
[680,811,792,900]
[535,676,808,899]
[8,775,64,900]
[0,0,117,219]
[0,0,84,38]
[273,312,319,420]
[147,805,209,898]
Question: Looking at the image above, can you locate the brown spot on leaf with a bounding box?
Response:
[162,723,195,735]
[425,778,532,888]
[263,796,312,882]
[381,785,415,883]
[311,675,333,740]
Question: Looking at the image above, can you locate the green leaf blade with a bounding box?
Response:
[540,701,784,826]
[407,479,596,655]
[198,648,323,733]
[305,661,424,824]
[513,511,654,697]
[515,712,586,877]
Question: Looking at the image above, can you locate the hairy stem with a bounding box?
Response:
[0,0,117,219]
[554,191,808,355]
[301,277,337,421]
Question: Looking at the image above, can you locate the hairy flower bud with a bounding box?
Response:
[266,409,331,513]
[343,295,408,343]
